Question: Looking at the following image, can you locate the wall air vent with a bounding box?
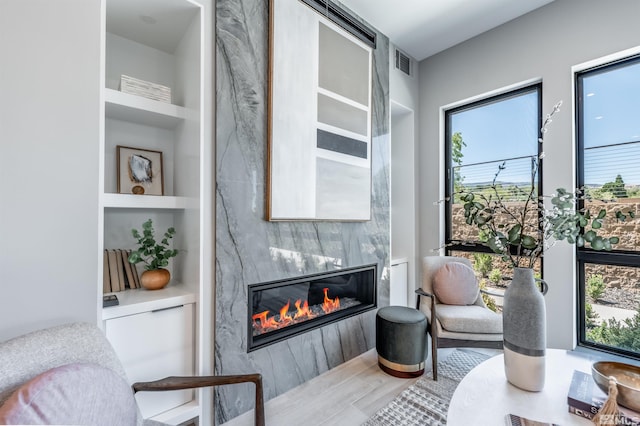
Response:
[395,49,411,76]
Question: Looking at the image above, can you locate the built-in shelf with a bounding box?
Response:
[102,285,196,320]
[102,193,190,209]
[105,88,186,129]
[100,0,211,421]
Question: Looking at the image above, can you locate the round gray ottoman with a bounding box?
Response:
[376,306,428,378]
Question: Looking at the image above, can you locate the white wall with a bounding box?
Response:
[390,44,419,111]
[0,0,101,340]
[390,43,419,301]
[418,0,640,349]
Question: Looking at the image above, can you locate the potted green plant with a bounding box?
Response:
[128,219,178,290]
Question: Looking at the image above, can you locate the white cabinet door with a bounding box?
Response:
[105,303,194,418]
[390,261,409,307]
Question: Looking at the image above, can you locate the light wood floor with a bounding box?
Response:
[221,347,501,426]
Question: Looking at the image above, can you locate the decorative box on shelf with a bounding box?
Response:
[119,74,171,104]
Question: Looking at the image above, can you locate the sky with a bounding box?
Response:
[451,63,640,186]
[451,90,539,185]
[582,61,640,186]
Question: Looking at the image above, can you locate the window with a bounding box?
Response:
[577,55,640,359]
[444,85,542,309]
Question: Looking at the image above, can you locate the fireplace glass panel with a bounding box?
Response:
[248,264,377,351]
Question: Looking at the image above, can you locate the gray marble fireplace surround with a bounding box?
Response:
[215,0,390,422]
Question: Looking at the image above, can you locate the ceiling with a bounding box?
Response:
[106,0,554,59]
[339,0,555,61]
[106,0,199,54]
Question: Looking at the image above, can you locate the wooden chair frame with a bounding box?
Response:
[133,374,265,426]
[415,288,503,380]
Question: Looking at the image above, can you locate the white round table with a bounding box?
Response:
[447,349,595,425]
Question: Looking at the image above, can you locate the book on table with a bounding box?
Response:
[504,413,559,426]
[567,369,640,425]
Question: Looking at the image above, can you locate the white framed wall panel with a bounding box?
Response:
[268,0,373,221]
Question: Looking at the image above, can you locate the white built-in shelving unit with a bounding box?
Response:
[98,0,213,424]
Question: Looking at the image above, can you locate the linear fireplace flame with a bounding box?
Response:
[247,264,377,351]
[251,287,342,336]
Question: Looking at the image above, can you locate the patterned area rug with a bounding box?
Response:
[362,350,491,426]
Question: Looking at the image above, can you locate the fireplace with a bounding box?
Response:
[247,264,377,351]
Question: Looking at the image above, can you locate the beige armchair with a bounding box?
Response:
[416,256,503,380]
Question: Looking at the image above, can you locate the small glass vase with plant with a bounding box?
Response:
[128,219,178,290]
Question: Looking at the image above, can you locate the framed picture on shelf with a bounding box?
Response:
[117,146,164,196]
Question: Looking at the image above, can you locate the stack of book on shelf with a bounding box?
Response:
[568,369,640,425]
[119,74,171,103]
[103,249,140,293]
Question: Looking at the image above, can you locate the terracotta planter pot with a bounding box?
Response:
[140,268,171,290]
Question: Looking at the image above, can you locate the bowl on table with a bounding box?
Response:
[592,361,640,411]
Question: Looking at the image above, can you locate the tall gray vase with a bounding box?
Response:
[503,267,547,391]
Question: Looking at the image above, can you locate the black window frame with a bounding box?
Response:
[444,84,544,264]
[576,54,640,360]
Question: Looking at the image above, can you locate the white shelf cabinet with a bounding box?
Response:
[99,0,213,424]
[103,193,191,209]
[105,88,188,128]
[390,258,409,307]
[102,285,196,320]
[104,303,195,419]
